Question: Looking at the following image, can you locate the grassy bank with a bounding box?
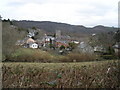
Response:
[3,48,98,62]
[2,60,120,88]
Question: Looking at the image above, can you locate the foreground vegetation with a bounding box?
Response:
[2,60,120,88]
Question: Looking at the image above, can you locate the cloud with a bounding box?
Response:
[0,0,119,27]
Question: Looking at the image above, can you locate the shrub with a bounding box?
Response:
[56,55,70,62]
[10,48,55,62]
[5,47,100,63]
[7,48,99,62]
[59,53,98,62]
[60,45,65,50]
[101,55,115,59]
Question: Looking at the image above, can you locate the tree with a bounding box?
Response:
[114,30,120,42]
[107,46,115,55]
[2,22,26,60]
[60,45,65,50]
[68,42,77,50]
[89,32,115,48]
[32,26,36,30]
[49,38,55,49]
[53,33,56,37]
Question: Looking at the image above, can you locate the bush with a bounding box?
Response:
[101,55,115,59]
[60,45,65,50]
[6,48,99,63]
[56,55,70,62]
[9,48,55,62]
[59,53,98,62]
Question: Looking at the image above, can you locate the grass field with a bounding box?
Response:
[2,60,120,88]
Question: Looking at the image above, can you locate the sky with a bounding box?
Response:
[0,0,119,27]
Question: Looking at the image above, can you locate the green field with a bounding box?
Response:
[2,60,120,88]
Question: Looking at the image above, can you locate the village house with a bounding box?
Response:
[35,39,43,48]
[93,45,107,55]
[56,40,69,48]
[16,37,39,49]
[42,34,55,47]
[16,29,80,50]
[29,43,38,49]
[25,37,38,48]
[41,31,71,48]
[71,40,79,44]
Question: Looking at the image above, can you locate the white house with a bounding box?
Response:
[93,45,106,53]
[92,33,96,36]
[44,36,55,42]
[29,43,38,49]
[42,35,55,47]
[72,41,79,44]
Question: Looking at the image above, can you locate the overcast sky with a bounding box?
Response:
[0,0,119,27]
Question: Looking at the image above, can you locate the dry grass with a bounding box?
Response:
[2,60,119,88]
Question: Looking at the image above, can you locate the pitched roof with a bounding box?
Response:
[26,38,36,44]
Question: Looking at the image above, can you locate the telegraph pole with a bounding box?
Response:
[0,15,2,89]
